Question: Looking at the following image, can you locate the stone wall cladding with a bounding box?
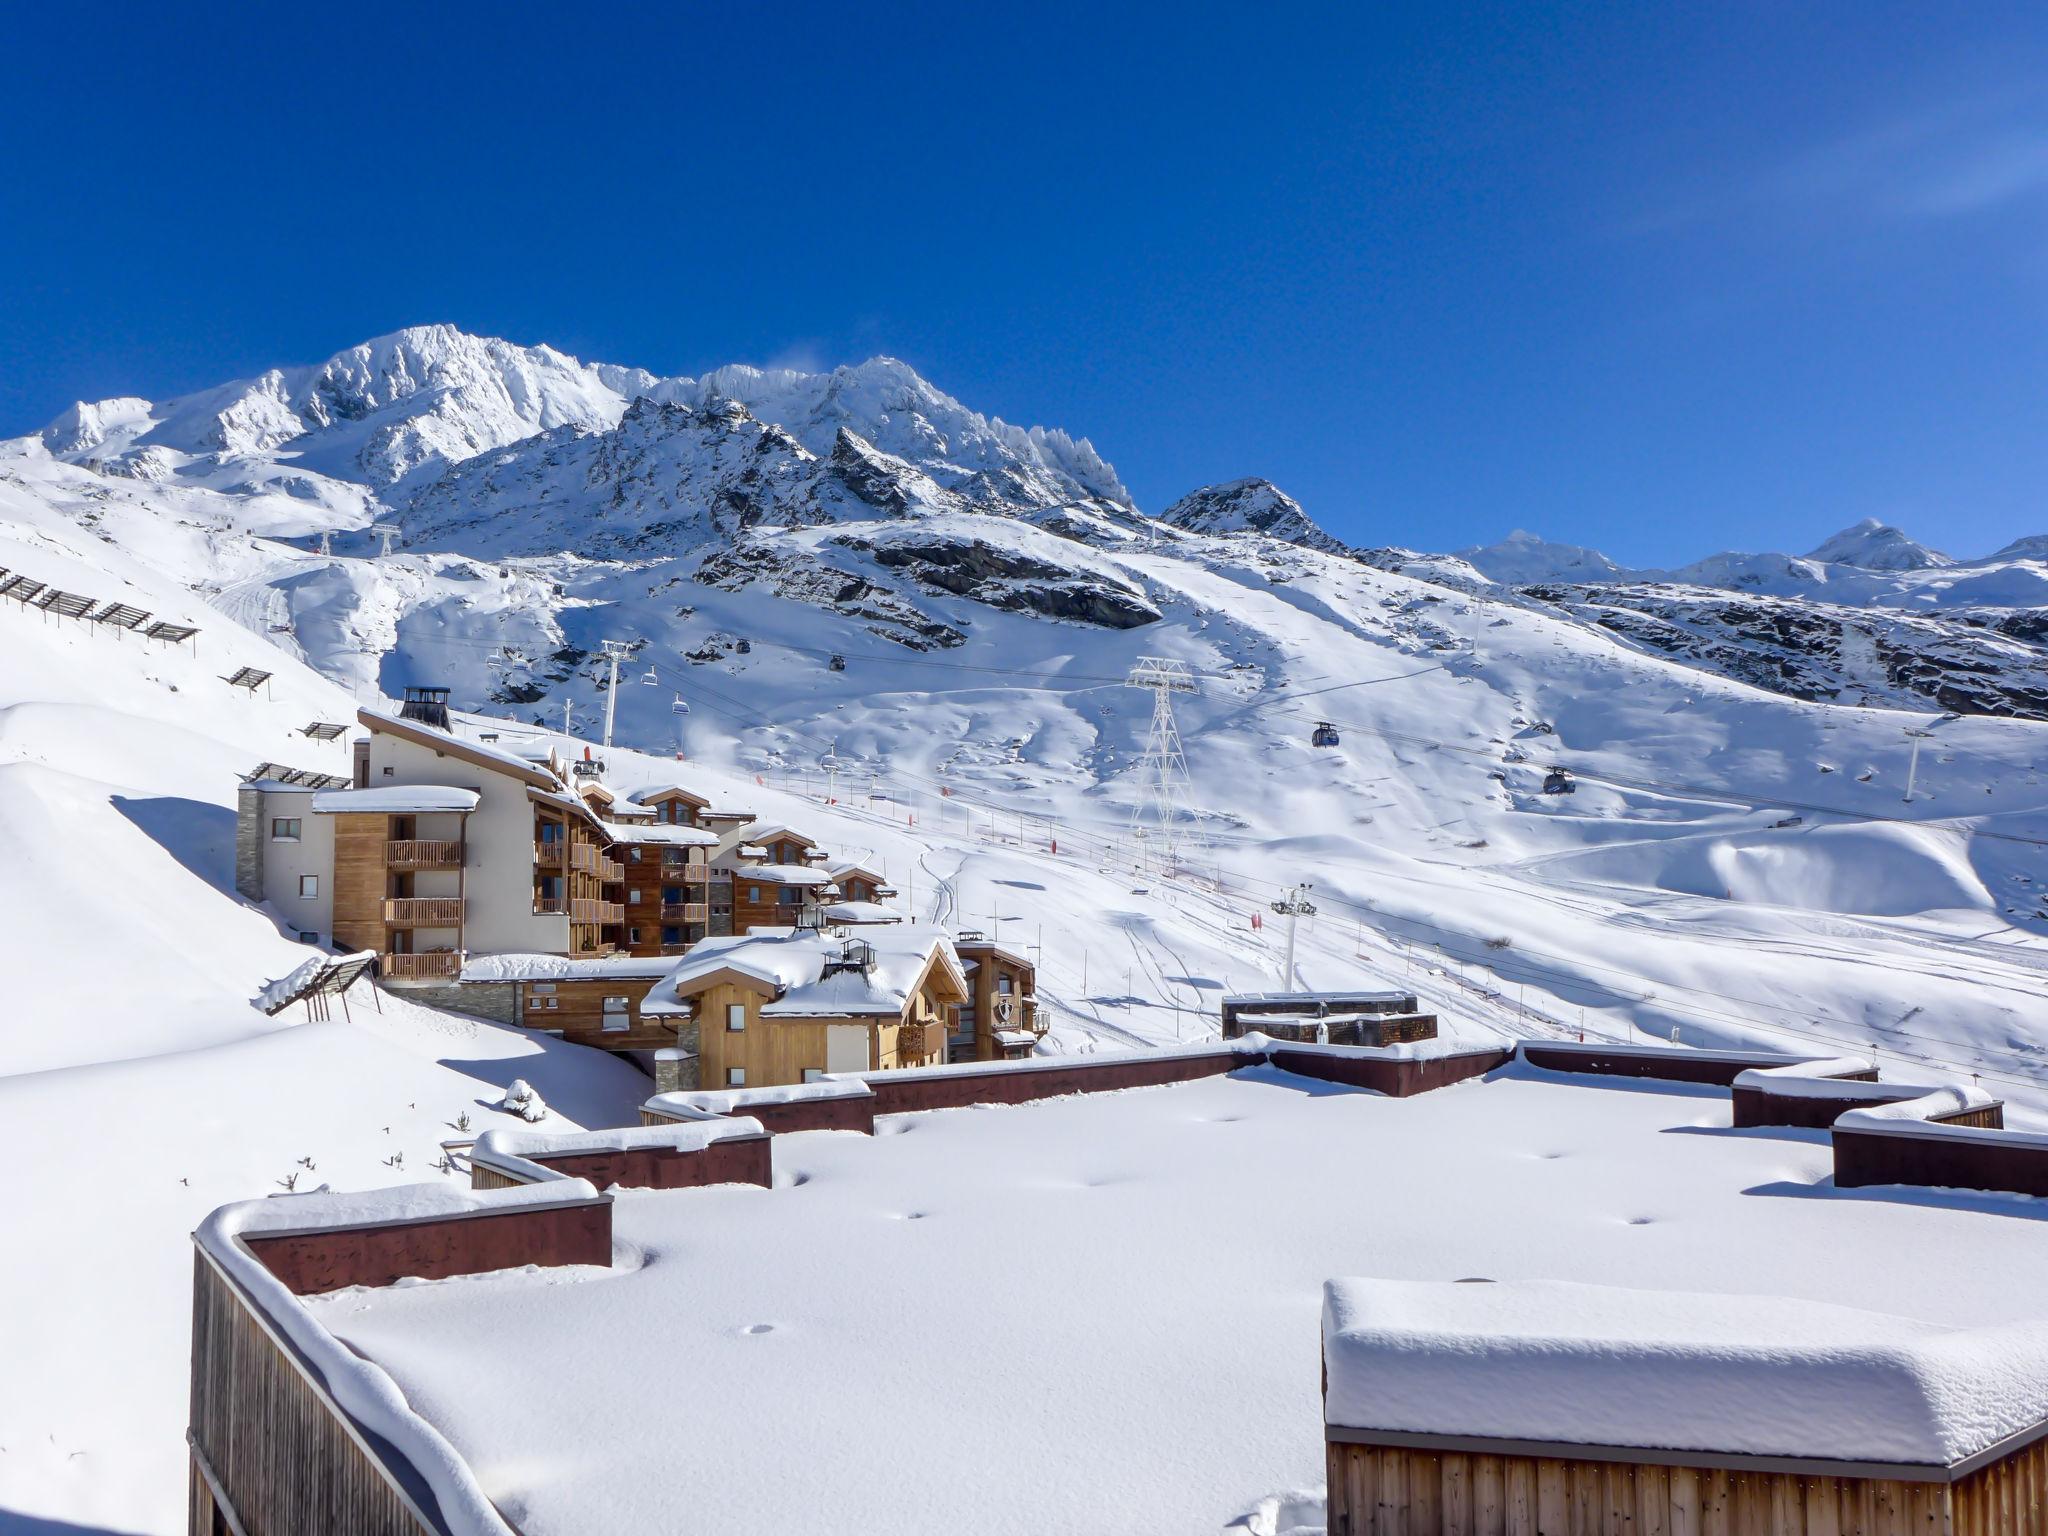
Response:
[395,980,519,1026]
[234,786,265,903]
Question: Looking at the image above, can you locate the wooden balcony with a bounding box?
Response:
[569,936,616,959]
[569,844,601,874]
[383,897,463,927]
[386,839,461,870]
[571,898,625,925]
[380,951,460,981]
[534,841,566,867]
[597,856,624,882]
[660,902,710,924]
[897,1021,934,1061]
[662,862,710,884]
[533,897,567,916]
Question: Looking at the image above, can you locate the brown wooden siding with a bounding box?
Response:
[1519,1044,1803,1087]
[520,977,679,1051]
[471,1134,771,1193]
[1270,1046,1512,1098]
[189,1250,435,1536]
[1955,1434,2048,1535]
[240,1198,611,1295]
[642,1093,877,1136]
[1324,1440,1968,1535]
[1834,1120,2044,1196]
[329,813,389,955]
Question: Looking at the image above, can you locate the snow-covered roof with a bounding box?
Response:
[458,953,682,984]
[821,901,906,925]
[604,821,718,847]
[359,709,560,788]
[279,1066,2048,1535]
[644,923,961,1019]
[310,785,481,814]
[1322,1277,2048,1469]
[1222,988,1413,1008]
[729,864,834,887]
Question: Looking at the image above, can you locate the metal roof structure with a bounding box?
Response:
[259,952,379,1020]
[145,620,200,643]
[240,761,353,790]
[0,574,46,603]
[300,721,349,741]
[91,602,152,629]
[37,590,97,619]
[222,666,273,692]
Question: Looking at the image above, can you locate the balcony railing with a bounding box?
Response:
[660,902,710,924]
[380,951,460,981]
[569,936,616,959]
[386,839,461,870]
[662,862,710,884]
[533,897,567,916]
[569,844,601,874]
[571,898,624,925]
[597,856,624,882]
[383,897,463,927]
[534,841,565,867]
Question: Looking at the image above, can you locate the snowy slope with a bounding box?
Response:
[8,327,2048,1531]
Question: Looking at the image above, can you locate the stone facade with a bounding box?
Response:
[395,980,521,1026]
[235,786,265,903]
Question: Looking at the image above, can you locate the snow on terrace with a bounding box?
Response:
[300,1062,2048,1535]
[643,921,956,1018]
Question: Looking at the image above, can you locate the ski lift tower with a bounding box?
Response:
[820,739,843,804]
[1124,656,1198,876]
[1270,882,1318,991]
[598,639,633,749]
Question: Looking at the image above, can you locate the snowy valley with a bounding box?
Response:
[4,326,2048,1533]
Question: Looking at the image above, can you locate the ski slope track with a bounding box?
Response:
[3,325,2048,1532]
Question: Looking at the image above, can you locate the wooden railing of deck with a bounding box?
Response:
[381,897,463,927]
[661,902,710,923]
[570,898,624,925]
[384,839,461,870]
[533,840,565,867]
[379,952,460,981]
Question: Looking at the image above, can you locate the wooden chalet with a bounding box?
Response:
[951,932,1046,1060]
[642,923,969,1090]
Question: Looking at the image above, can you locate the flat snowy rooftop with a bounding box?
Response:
[305,1065,2048,1535]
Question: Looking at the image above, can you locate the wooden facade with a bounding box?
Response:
[953,939,1044,1061]
[1321,1436,2048,1536]
[613,839,711,957]
[520,976,680,1051]
[189,1250,437,1536]
[687,948,963,1090]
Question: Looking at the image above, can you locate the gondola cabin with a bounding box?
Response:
[1543,767,1575,795]
[1311,722,1340,748]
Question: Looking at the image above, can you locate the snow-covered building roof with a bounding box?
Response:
[821,901,906,925]
[358,708,561,789]
[309,785,482,815]
[458,953,682,984]
[729,864,834,887]
[603,821,719,847]
[241,1063,2048,1535]
[643,922,963,1019]
[1322,1277,2048,1469]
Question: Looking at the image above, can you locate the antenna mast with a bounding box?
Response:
[599,640,632,749]
[1124,656,1198,875]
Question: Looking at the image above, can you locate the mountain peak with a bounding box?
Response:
[1157,478,1347,553]
[1803,519,1952,571]
[1457,530,1632,585]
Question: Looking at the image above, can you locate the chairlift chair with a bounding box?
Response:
[1311,722,1341,748]
[640,666,660,686]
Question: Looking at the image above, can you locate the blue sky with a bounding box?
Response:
[2,2,2044,563]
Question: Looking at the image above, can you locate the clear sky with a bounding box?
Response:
[3,3,2044,564]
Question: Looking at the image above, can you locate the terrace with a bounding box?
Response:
[191,1044,2048,1536]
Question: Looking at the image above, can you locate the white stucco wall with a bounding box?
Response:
[364,727,569,955]
[257,787,335,943]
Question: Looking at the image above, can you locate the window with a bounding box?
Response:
[998,975,1014,995]
[601,997,630,1033]
[727,1003,746,1032]
[382,766,394,777]
[604,995,630,1010]
[802,1068,824,1084]
[298,930,321,945]
[270,817,301,841]
[627,928,642,945]
[663,887,682,904]
[298,874,319,898]
[630,848,644,863]
[748,886,762,903]
[627,890,641,905]
[726,1068,746,1087]
[779,886,802,906]
[662,926,681,945]
[530,983,557,995]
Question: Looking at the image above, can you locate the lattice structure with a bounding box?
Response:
[223,666,273,694]
[1124,657,1199,875]
[92,602,152,629]
[258,952,379,1020]
[301,721,348,740]
[240,762,353,790]
[38,590,96,618]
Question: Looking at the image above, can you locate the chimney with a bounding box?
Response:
[399,686,452,732]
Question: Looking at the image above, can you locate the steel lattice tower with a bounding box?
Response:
[1125,657,1198,875]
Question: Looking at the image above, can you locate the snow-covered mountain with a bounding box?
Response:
[9,324,2048,1532]
[1802,517,1952,572]
[1158,477,1348,553]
